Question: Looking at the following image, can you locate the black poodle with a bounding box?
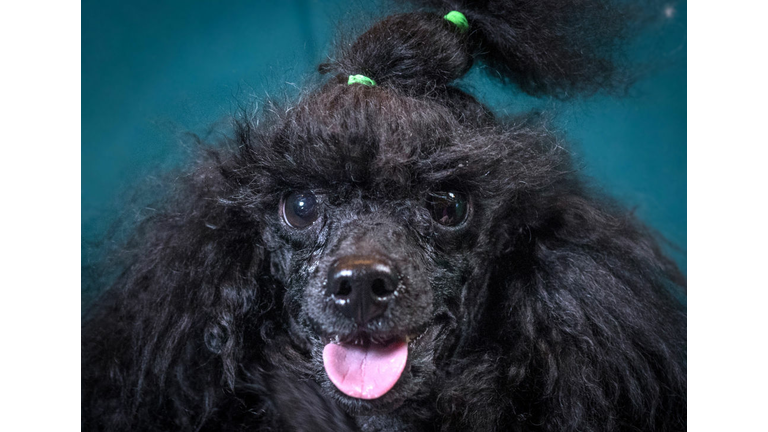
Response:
[82,1,686,431]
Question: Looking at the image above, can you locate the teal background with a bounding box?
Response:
[82,1,686,284]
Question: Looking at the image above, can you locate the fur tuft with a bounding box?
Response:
[322,0,639,97]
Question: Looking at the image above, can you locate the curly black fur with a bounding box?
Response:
[82,1,686,431]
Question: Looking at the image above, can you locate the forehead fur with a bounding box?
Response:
[274,84,460,189]
[239,84,567,201]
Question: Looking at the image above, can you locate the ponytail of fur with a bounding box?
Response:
[320,0,637,98]
[319,12,473,94]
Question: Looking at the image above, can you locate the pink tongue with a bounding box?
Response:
[323,340,408,400]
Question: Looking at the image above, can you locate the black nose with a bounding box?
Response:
[326,255,399,324]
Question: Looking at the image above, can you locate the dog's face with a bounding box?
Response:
[273,184,476,412]
[246,86,559,415]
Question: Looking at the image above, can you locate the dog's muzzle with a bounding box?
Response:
[321,254,409,400]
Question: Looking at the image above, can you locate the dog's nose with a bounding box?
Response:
[326,256,399,324]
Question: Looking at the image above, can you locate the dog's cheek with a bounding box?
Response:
[428,254,471,304]
[279,249,342,335]
[269,248,293,282]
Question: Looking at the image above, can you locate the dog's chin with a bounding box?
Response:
[317,326,439,416]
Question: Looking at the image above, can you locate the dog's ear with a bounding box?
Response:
[82,152,272,430]
[486,191,686,430]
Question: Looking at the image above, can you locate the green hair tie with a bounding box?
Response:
[347,74,377,87]
[443,11,469,33]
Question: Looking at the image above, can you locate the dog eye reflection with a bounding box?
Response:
[282,191,320,228]
[426,191,469,227]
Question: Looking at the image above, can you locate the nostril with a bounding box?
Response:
[336,280,352,297]
[371,277,394,299]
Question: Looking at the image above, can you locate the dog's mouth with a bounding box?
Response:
[321,331,429,400]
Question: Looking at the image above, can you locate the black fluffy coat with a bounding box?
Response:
[82,1,686,431]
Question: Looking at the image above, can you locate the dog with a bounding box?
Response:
[82,1,686,431]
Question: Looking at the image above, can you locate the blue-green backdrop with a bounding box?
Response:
[82,0,686,299]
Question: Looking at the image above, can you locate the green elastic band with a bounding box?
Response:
[444,11,469,32]
[347,74,377,87]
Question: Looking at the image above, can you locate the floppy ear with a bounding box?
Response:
[488,191,686,431]
[81,151,274,431]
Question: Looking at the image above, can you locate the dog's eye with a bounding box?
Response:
[427,191,468,227]
[282,191,320,228]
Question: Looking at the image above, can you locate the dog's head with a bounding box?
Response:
[231,83,566,414]
[221,9,632,414]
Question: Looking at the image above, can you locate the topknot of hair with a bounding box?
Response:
[324,0,641,98]
[319,12,473,93]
